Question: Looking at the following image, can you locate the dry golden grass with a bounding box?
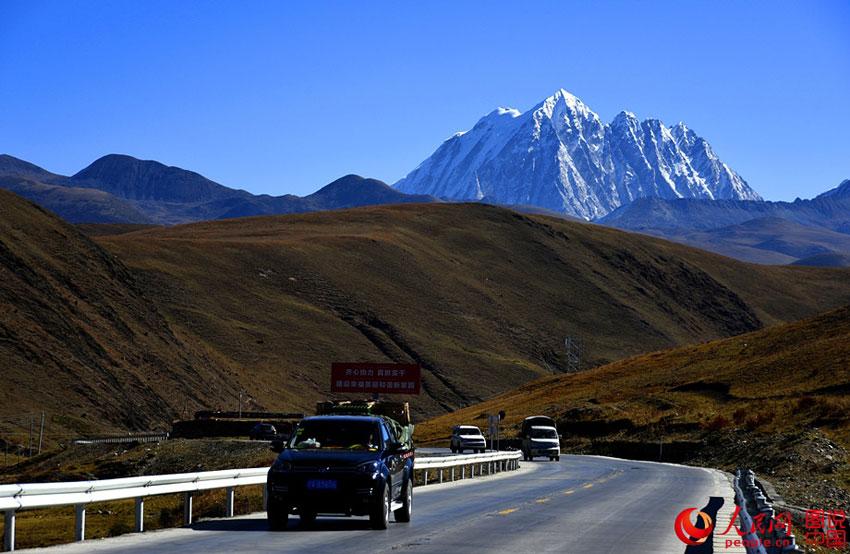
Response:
[418,304,850,447]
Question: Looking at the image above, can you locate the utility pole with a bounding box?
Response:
[37,412,45,454]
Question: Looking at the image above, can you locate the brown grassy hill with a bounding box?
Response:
[417,304,850,444]
[416,304,850,517]
[94,202,850,420]
[0,190,239,441]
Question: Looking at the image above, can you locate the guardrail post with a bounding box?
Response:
[424,471,428,486]
[183,492,193,525]
[461,466,466,479]
[450,467,455,481]
[438,469,443,484]
[74,504,86,541]
[225,487,235,517]
[3,510,15,552]
[134,497,144,533]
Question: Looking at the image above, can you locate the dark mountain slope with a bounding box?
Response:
[70,154,248,203]
[0,156,151,223]
[0,190,238,440]
[631,217,850,265]
[0,154,439,224]
[0,154,62,181]
[0,176,152,224]
[600,180,850,264]
[792,252,850,267]
[95,203,850,420]
[301,174,436,210]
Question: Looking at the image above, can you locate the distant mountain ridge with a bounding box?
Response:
[395,89,760,219]
[0,154,437,224]
[601,179,850,232]
[599,179,850,265]
[72,154,247,204]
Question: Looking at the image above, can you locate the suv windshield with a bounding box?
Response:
[458,427,481,435]
[530,428,558,439]
[289,420,381,451]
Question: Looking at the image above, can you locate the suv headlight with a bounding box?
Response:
[271,459,293,473]
[356,461,380,477]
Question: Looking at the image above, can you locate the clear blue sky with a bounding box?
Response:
[1,1,848,200]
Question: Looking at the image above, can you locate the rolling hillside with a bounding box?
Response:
[4,192,850,444]
[95,203,850,420]
[0,190,239,440]
[416,304,850,514]
[418,304,850,445]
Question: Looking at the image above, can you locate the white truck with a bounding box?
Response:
[519,415,560,461]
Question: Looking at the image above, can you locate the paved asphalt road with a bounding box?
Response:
[40,454,742,554]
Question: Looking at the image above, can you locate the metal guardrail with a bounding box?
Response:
[0,450,523,551]
[733,469,769,554]
[1,468,268,551]
[71,432,170,445]
[414,450,522,485]
[734,469,803,554]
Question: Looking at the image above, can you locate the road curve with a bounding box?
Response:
[38,455,742,554]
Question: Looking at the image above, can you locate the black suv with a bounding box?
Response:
[267,415,414,530]
[249,423,278,440]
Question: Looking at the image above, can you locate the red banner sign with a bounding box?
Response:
[331,363,421,395]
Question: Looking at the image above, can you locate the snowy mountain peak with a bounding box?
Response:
[494,107,522,118]
[536,88,598,124]
[395,89,761,219]
[542,88,586,111]
[613,110,639,122]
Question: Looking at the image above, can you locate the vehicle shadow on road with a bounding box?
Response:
[190,517,387,533]
[684,496,724,554]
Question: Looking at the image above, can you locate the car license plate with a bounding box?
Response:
[307,479,337,490]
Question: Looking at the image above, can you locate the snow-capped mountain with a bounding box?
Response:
[395,89,761,219]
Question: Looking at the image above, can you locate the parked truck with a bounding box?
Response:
[519,415,560,461]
